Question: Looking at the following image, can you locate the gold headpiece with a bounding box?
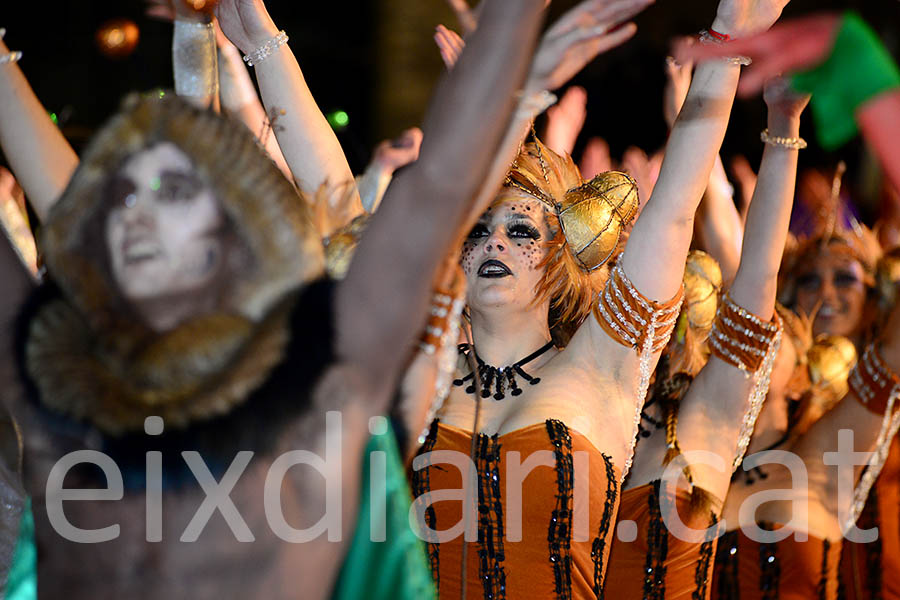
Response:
[780,165,882,305]
[682,250,722,332]
[875,246,900,314]
[27,94,324,434]
[505,137,639,272]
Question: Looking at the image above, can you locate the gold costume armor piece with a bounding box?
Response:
[556,171,639,272]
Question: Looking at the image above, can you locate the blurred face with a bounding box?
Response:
[794,249,867,339]
[461,192,551,312]
[105,143,226,303]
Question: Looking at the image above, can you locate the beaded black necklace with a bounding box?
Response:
[453,341,555,400]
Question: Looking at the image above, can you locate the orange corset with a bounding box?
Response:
[711,525,842,600]
[840,436,900,600]
[604,481,721,599]
[410,419,620,599]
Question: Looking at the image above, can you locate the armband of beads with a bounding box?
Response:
[709,294,783,470]
[710,294,781,374]
[594,263,684,478]
[243,31,289,67]
[845,344,900,529]
[417,280,466,444]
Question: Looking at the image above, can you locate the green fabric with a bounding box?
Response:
[791,12,900,150]
[330,420,436,600]
[4,499,36,600]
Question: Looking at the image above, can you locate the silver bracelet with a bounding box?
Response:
[0,51,22,65]
[760,128,807,150]
[698,29,751,67]
[242,31,289,67]
[0,28,22,65]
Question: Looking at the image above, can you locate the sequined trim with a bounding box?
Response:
[759,524,780,600]
[715,530,741,600]
[592,453,618,599]
[594,264,684,479]
[410,419,441,587]
[693,513,719,599]
[546,420,574,600]
[859,487,883,600]
[818,540,831,600]
[475,432,507,599]
[846,344,900,528]
[642,480,669,599]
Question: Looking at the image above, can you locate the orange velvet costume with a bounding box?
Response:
[604,482,720,599]
[840,435,900,600]
[410,419,620,599]
[711,525,842,600]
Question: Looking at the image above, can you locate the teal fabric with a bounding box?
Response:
[330,421,435,600]
[792,12,900,149]
[4,499,36,600]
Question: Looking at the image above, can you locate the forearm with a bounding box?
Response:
[336,0,544,385]
[0,38,78,222]
[623,58,740,301]
[247,35,361,213]
[728,112,801,319]
[697,155,742,282]
[217,40,291,178]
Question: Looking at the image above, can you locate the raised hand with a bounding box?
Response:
[579,136,612,179]
[544,85,587,156]
[528,0,651,93]
[710,0,791,38]
[675,13,837,97]
[434,24,465,70]
[214,0,279,54]
[763,75,811,121]
[372,127,424,174]
[145,0,176,21]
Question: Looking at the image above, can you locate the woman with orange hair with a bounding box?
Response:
[405,0,793,597]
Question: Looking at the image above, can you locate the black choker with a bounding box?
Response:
[453,341,555,400]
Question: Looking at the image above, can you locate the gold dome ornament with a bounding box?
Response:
[556,171,640,271]
[807,334,858,405]
[505,137,639,273]
[682,250,723,332]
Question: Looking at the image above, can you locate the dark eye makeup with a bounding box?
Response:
[508,221,541,240]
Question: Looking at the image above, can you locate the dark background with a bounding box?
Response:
[2,0,898,220]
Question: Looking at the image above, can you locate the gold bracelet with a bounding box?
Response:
[760,128,807,150]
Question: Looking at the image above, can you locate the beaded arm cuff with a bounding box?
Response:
[710,294,781,374]
[709,294,783,471]
[417,283,466,445]
[846,344,900,528]
[594,263,684,479]
[594,263,684,352]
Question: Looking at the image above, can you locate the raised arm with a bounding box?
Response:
[0,33,78,222]
[677,12,900,191]
[215,0,362,227]
[674,80,808,501]
[216,30,292,178]
[621,0,789,303]
[664,49,743,282]
[334,0,547,402]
